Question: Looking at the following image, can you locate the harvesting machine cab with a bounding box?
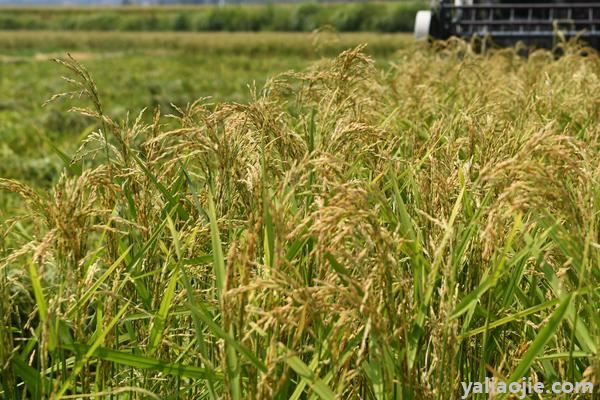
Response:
[415,0,600,49]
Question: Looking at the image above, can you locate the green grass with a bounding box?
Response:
[0,33,599,399]
[0,2,425,33]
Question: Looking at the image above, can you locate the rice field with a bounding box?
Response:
[0,32,411,189]
[0,33,599,399]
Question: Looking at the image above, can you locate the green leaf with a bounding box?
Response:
[46,140,82,176]
[147,268,179,355]
[536,351,592,361]
[11,356,53,399]
[166,214,182,262]
[289,350,320,400]
[325,253,364,296]
[183,254,213,265]
[362,360,384,400]
[62,343,221,381]
[449,274,495,321]
[187,302,267,374]
[57,302,130,396]
[459,297,562,339]
[450,214,522,321]
[27,259,47,325]
[507,293,573,382]
[283,349,335,400]
[131,152,189,220]
[66,245,132,318]
[207,188,226,300]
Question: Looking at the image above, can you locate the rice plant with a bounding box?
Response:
[0,39,598,399]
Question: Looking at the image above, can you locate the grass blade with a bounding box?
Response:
[187,302,267,374]
[207,187,225,300]
[147,268,179,355]
[62,343,221,381]
[282,348,335,400]
[507,293,573,382]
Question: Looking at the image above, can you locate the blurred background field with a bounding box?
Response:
[0,28,412,195]
[0,2,424,32]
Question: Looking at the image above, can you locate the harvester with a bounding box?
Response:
[415,1,600,49]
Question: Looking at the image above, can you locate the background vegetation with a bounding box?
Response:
[0,2,425,32]
[0,5,598,397]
